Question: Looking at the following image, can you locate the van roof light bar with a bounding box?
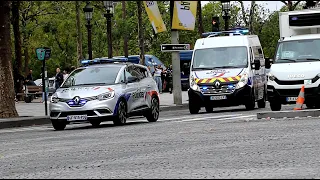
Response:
[201,29,249,38]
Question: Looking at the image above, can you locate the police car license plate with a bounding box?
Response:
[286,97,297,102]
[210,95,227,100]
[67,115,88,121]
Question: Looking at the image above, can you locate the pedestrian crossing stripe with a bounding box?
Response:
[195,75,241,84]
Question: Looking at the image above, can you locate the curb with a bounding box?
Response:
[0,116,50,130]
[0,104,189,130]
[160,103,188,112]
[257,109,320,119]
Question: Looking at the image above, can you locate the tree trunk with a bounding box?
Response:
[11,1,23,100]
[249,1,256,34]
[197,1,204,37]
[75,1,83,66]
[122,1,129,58]
[137,1,145,65]
[23,39,29,76]
[0,1,19,118]
[239,1,248,27]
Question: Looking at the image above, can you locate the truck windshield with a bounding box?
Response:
[192,46,248,69]
[275,39,320,63]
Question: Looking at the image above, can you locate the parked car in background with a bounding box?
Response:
[34,77,56,96]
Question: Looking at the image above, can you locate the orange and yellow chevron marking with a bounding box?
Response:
[195,75,242,84]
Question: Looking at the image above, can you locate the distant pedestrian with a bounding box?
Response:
[70,66,76,72]
[63,67,70,81]
[55,67,64,90]
[154,65,163,93]
[25,69,36,86]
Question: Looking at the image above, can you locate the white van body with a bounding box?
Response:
[188,32,267,114]
[267,8,320,110]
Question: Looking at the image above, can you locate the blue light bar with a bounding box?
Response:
[201,28,249,38]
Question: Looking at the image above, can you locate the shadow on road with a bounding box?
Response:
[63,120,149,131]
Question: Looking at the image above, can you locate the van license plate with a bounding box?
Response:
[210,95,227,100]
[67,115,88,121]
[286,97,297,102]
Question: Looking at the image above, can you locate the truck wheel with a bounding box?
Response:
[245,91,255,110]
[306,102,315,109]
[270,101,281,111]
[257,91,266,108]
[205,105,213,113]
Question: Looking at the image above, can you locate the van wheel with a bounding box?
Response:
[189,102,200,114]
[245,91,255,110]
[51,121,66,131]
[270,101,281,111]
[145,97,159,122]
[113,100,127,125]
[205,105,213,113]
[257,91,266,108]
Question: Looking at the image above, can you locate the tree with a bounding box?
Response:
[281,1,301,11]
[197,1,204,36]
[75,1,83,66]
[122,1,129,57]
[11,1,23,100]
[0,1,19,118]
[137,1,145,65]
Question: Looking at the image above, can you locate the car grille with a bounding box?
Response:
[274,76,319,85]
[200,83,236,95]
[59,96,97,102]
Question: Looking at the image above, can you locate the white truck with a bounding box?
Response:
[266,8,320,111]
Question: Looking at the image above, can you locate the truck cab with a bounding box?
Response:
[267,8,320,111]
[188,29,267,114]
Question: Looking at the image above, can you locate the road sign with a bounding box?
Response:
[36,48,46,61]
[36,47,51,61]
[161,44,190,52]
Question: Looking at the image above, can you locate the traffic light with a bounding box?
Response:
[212,16,220,32]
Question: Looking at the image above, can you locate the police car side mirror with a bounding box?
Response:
[253,59,261,70]
[127,76,138,83]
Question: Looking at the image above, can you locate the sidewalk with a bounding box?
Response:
[14,91,189,117]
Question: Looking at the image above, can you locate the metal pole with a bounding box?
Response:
[105,14,113,58]
[42,60,48,116]
[223,14,229,31]
[171,30,182,105]
[86,22,92,60]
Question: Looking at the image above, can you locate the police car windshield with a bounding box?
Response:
[192,46,248,69]
[61,66,121,88]
[275,39,320,63]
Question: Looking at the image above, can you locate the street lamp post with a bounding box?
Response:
[104,1,114,58]
[83,2,93,60]
[221,1,231,31]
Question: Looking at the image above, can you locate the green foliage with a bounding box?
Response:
[13,1,288,79]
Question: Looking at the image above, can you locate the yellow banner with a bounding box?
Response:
[143,1,167,33]
[172,1,197,30]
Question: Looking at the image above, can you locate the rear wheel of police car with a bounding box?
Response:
[51,120,66,131]
[145,96,160,122]
[113,99,127,125]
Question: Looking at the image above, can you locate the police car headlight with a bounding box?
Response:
[190,75,200,92]
[98,91,115,101]
[51,94,59,103]
[268,73,275,81]
[236,73,248,89]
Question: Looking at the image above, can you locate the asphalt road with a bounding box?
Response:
[1,104,320,179]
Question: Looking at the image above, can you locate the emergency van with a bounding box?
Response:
[267,8,320,111]
[188,29,267,114]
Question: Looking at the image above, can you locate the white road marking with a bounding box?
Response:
[159,114,244,122]
[178,115,256,122]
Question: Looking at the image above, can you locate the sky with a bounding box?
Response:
[202,1,285,12]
